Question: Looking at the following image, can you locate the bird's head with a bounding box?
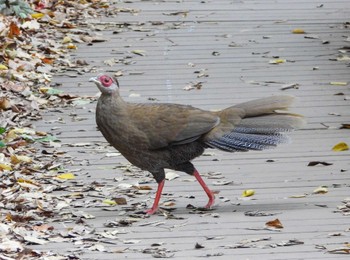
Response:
[89,74,119,95]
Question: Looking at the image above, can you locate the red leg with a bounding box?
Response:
[145,179,165,215]
[193,169,215,208]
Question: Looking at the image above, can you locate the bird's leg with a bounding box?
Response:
[145,179,165,215]
[193,168,215,208]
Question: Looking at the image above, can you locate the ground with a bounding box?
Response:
[0,0,349,259]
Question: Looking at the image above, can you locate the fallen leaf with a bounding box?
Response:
[0,239,23,252]
[163,11,189,17]
[9,22,21,38]
[289,194,307,198]
[269,59,286,64]
[340,124,350,129]
[242,189,255,197]
[138,185,152,190]
[244,211,279,217]
[105,152,121,157]
[62,36,72,44]
[332,142,349,152]
[328,248,350,254]
[162,201,176,207]
[0,64,8,70]
[0,97,11,110]
[21,20,40,30]
[123,239,140,244]
[307,161,333,166]
[57,173,76,180]
[280,83,299,90]
[23,236,48,245]
[292,28,305,34]
[0,163,12,171]
[67,43,77,49]
[31,13,45,19]
[304,34,319,39]
[88,244,106,252]
[266,218,284,229]
[103,199,117,206]
[337,55,350,61]
[212,180,233,186]
[313,186,328,194]
[131,50,146,56]
[113,197,127,205]
[195,242,205,249]
[330,82,348,86]
[11,154,32,164]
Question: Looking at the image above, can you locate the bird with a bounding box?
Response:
[90,74,304,215]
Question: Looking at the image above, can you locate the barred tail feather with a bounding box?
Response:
[205,113,304,152]
[206,131,290,152]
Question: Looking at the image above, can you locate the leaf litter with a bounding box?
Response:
[0,1,146,259]
[1,1,348,259]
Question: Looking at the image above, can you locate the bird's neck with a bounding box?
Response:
[103,92,127,110]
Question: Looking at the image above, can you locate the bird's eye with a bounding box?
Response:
[99,75,113,87]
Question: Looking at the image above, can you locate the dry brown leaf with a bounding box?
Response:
[307,161,333,166]
[0,97,11,110]
[138,185,153,190]
[265,218,284,229]
[8,22,21,38]
[113,197,127,205]
[340,124,350,129]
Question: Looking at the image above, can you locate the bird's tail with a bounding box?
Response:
[205,96,305,152]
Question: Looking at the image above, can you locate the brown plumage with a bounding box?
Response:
[90,74,305,214]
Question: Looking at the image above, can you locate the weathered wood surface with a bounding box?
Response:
[33,0,349,259]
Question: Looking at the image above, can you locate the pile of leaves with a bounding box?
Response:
[0,1,125,258]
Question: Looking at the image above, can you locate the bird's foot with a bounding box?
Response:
[204,191,215,209]
[145,206,159,215]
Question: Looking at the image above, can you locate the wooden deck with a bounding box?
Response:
[33,0,349,259]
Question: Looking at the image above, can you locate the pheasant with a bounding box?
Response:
[90,74,304,214]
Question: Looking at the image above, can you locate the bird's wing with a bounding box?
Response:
[127,103,220,149]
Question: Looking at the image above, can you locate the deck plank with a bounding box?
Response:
[33,0,350,259]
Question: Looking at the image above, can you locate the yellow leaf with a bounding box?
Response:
[289,194,307,198]
[330,81,348,86]
[11,155,32,164]
[17,178,40,187]
[67,43,77,50]
[131,50,147,56]
[31,13,45,19]
[0,64,8,70]
[57,173,75,180]
[242,189,255,197]
[292,28,305,34]
[62,36,72,44]
[269,59,286,64]
[103,199,117,205]
[0,163,12,171]
[332,142,349,152]
[313,186,328,194]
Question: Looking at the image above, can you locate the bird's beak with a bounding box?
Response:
[89,76,98,83]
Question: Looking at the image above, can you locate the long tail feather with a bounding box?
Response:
[205,96,305,152]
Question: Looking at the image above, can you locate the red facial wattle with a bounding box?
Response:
[99,75,113,87]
